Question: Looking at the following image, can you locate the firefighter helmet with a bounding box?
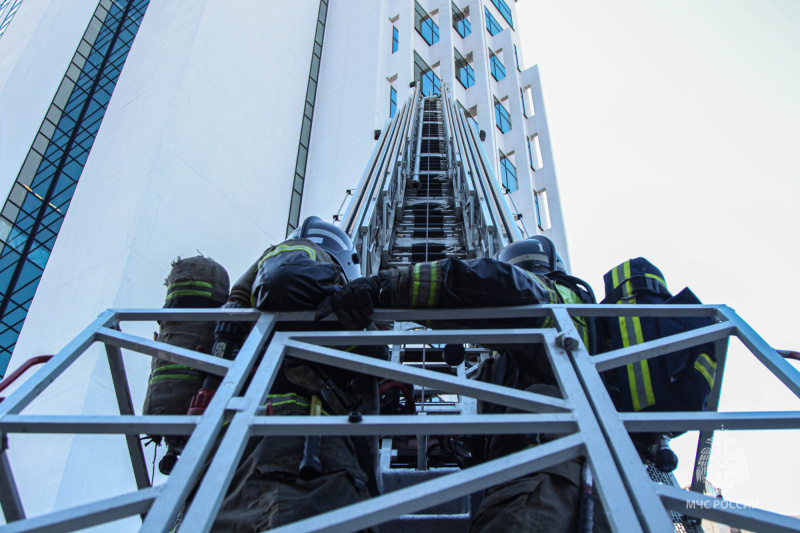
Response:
[495,235,566,275]
[289,216,362,282]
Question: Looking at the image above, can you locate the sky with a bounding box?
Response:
[516,0,800,517]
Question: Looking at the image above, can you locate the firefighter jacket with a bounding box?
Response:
[229,238,345,310]
[373,257,591,383]
[214,239,381,532]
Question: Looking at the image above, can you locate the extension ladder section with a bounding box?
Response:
[387,97,467,266]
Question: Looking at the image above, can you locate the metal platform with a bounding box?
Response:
[0,303,798,532]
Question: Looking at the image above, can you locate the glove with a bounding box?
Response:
[316,276,380,330]
[212,302,249,359]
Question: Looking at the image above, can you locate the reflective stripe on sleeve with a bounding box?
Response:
[258,244,317,268]
[265,393,331,416]
[411,262,440,307]
[694,353,716,389]
[166,280,214,301]
[148,373,201,385]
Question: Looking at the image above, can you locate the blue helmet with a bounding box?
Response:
[289,216,362,282]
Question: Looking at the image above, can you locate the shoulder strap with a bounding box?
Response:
[601,275,671,304]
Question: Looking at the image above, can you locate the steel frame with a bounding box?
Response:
[0,304,797,532]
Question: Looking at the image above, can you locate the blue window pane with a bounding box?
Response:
[392,26,399,53]
[485,7,502,36]
[454,48,474,89]
[390,86,397,118]
[514,44,520,71]
[415,1,440,46]
[458,63,474,89]
[500,152,517,192]
[452,2,471,38]
[490,52,506,81]
[491,0,514,29]
[422,71,441,96]
[521,91,527,117]
[494,99,511,133]
[415,51,440,96]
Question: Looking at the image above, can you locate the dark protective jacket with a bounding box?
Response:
[372,257,607,532]
[213,239,378,532]
[374,257,591,385]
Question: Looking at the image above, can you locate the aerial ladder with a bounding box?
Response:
[0,87,798,533]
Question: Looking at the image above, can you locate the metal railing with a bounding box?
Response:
[0,303,797,532]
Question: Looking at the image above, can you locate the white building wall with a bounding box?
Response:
[301,1,388,223]
[1,0,322,524]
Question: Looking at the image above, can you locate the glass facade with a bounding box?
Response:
[454,47,474,89]
[489,50,505,81]
[287,0,328,235]
[414,52,441,96]
[0,0,23,39]
[392,25,399,53]
[484,7,502,36]
[414,1,439,46]
[499,152,517,192]
[452,2,470,38]
[490,0,513,29]
[494,97,511,133]
[390,85,397,118]
[0,0,150,374]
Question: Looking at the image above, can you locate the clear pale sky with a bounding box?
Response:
[517,0,800,517]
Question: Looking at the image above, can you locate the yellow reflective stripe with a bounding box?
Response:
[613,261,655,410]
[148,374,201,385]
[259,244,317,268]
[644,272,667,288]
[153,364,196,373]
[265,393,331,415]
[694,353,716,389]
[640,360,655,407]
[627,365,641,411]
[428,261,438,307]
[310,395,322,416]
[166,289,213,299]
[169,280,213,289]
[632,316,645,345]
[411,264,421,307]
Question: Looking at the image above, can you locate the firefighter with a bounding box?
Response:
[142,255,230,474]
[317,235,609,532]
[210,216,381,532]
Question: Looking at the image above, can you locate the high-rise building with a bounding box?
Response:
[0,0,567,526]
